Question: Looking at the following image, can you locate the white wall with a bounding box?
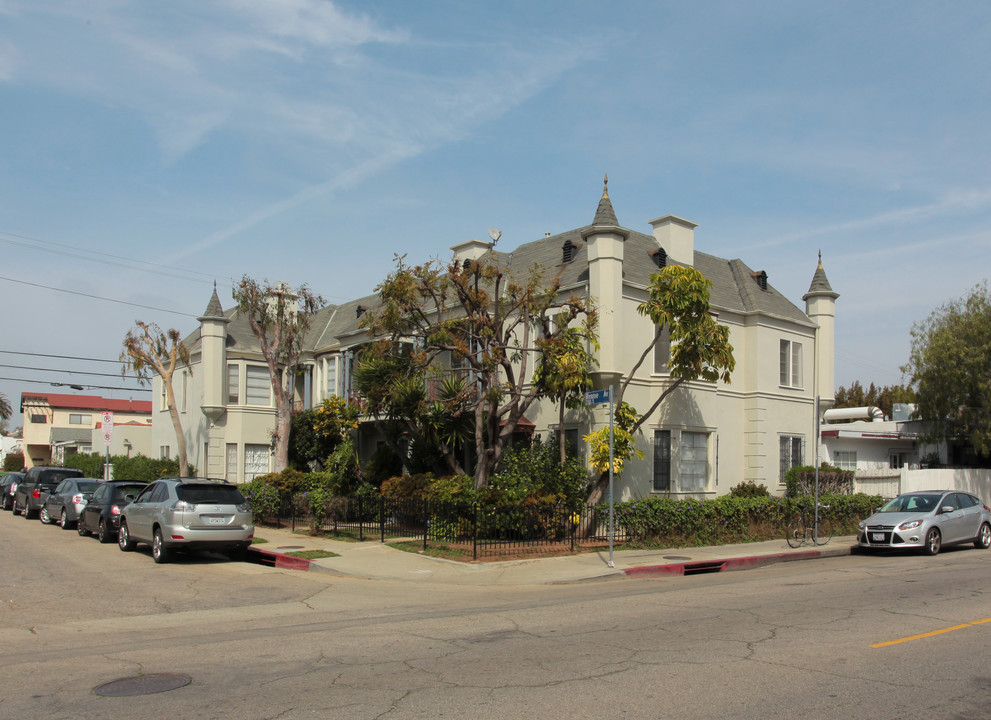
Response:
[854,467,991,501]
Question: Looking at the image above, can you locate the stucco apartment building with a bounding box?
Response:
[156,182,838,498]
[20,393,152,468]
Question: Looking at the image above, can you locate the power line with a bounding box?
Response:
[0,350,123,364]
[0,363,143,380]
[0,229,226,284]
[0,276,196,317]
[0,376,151,393]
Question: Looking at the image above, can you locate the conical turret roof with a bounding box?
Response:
[591,174,619,227]
[803,251,839,300]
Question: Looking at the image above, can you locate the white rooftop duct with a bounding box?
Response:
[822,406,884,423]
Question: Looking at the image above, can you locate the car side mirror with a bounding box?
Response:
[941,505,955,514]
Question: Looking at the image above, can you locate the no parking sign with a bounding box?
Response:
[102,411,114,447]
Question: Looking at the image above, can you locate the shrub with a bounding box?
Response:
[488,437,590,507]
[785,464,853,497]
[381,473,434,500]
[3,452,24,472]
[240,480,281,522]
[729,480,770,498]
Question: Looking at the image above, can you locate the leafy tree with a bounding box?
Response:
[834,380,915,418]
[533,323,598,465]
[233,277,323,473]
[903,282,991,457]
[353,340,475,477]
[585,265,735,501]
[362,253,597,489]
[120,321,191,474]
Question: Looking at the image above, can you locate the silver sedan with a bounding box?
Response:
[858,490,991,555]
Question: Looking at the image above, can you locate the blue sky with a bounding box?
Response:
[2,0,990,427]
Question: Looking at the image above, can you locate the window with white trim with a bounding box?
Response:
[653,327,671,374]
[653,430,671,491]
[227,364,239,404]
[326,355,338,397]
[244,444,270,481]
[779,435,804,482]
[245,365,271,406]
[834,451,857,471]
[181,370,188,412]
[160,445,171,460]
[679,432,708,491]
[69,413,92,425]
[779,340,803,388]
[226,443,238,483]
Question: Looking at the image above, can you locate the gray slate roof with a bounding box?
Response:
[187,190,824,356]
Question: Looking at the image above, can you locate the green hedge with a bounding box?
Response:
[600,493,883,547]
[62,452,188,482]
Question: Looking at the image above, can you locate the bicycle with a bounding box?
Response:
[785,504,833,548]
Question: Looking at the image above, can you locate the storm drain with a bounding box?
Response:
[94,674,191,697]
[681,561,727,576]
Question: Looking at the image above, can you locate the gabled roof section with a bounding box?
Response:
[20,393,153,414]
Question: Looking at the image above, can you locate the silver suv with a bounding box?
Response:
[117,478,254,563]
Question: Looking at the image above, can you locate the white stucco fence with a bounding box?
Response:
[854,468,991,501]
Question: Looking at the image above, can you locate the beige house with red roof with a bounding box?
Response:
[19,393,152,468]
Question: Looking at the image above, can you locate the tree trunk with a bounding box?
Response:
[163,375,188,476]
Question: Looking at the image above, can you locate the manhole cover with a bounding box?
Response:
[276,545,305,550]
[94,674,191,697]
[663,556,692,560]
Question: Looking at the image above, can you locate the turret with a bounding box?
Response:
[198,285,229,423]
[803,252,839,408]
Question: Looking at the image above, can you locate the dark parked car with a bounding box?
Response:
[78,480,148,543]
[1,472,24,510]
[40,478,102,529]
[12,466,84,519]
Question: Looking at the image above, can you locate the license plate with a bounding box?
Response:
[205,516,228,526]
[871,533,886,542]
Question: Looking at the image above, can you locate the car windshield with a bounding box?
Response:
[78,481,100,493]
[879,493,942,513]
[113,484,147,500]
[176,485,246,505]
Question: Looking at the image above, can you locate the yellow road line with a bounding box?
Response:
[871,618,991,648]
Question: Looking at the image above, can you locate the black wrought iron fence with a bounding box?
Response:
[271,494,625,560]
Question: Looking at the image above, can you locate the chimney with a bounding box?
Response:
[649,215,697,267]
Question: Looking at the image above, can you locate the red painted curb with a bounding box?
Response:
[247,547,312,571]
[622,547,845,577]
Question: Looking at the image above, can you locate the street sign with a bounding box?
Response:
[102,412,114,448]
[584,388,611,406]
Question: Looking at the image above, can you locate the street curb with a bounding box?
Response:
[622,544,855,578]
[247,547,313,572]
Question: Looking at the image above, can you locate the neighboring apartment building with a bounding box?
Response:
[156,181,838,497]
[19,393,153,468]
[820,404,947,473]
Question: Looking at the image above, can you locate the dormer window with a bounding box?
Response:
[651,248,667,268]
[562,239,578,263]
[356,305,367,319]
[752,271,768,291]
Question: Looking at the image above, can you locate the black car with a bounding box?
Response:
[12,466,84,519]
[40,478,101,529]
[1,472,24,510]
[78,480,148,543]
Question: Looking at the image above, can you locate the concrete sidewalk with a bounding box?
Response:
[247,524,858,585]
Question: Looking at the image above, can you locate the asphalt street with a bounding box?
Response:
[2,509,990,720]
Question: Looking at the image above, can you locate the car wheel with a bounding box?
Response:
[98,519,111,544]
[1,495,10,510]
[60,509,72,530]
[975,523,991,550]
[39,506,52,524]
[11,500,19,515]
[118,521,135,552]
[923,528,941,556]
[152,528,170,564]
[23,504,35,519]
[77,516,89,536]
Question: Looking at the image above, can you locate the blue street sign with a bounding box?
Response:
[584,388,611,406]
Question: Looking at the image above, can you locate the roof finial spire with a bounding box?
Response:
[817,249,823,269]
[602,173,609,199]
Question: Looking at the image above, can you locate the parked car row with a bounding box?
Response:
[1,467,255,564]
